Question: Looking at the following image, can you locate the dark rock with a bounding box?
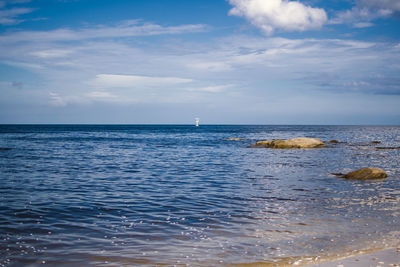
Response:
[328,140,339,144]
[0,148,11,151]
[248,143,268,148]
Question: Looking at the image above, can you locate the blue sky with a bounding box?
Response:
[0,0,399,124]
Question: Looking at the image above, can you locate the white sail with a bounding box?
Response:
[195,118,199,127]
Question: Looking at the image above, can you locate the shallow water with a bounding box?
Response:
[0,125,399,266]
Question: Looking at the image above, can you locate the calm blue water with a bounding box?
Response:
[0,125,399,266]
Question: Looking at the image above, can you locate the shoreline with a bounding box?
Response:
[233,246,400,267]
[306,247,400,267]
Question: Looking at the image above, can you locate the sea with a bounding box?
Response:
[0,125,399,266]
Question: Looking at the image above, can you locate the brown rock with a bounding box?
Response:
[328,140,339,144]
[344,168,387,180]
[249,138,326,149]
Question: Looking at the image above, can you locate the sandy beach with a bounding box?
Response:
[309,248,400,267]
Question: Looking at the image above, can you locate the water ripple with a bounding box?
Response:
[0,125,399,266]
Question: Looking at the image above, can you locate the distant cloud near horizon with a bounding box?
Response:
[92,74,193,88]
[228,0,327,35]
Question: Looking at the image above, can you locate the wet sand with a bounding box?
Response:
[309,248,400,267]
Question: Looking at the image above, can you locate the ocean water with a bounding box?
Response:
[0,125,399,266]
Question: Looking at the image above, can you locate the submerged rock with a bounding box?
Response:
[224,138,247,141]
[249,137,326,149]
[328,140,339,144]
[0,147,11,151]
[343,168,387,180]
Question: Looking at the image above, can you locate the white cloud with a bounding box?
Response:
[30,49,72,58]
[1,16,399,114]
[0,7,34,25]
[87,91,118,99]
[185,84,234,93]
[330,8,375,25]
[3,60,43,69]
[49,92,67,107]
[358,0,400,13]
[228,0,327,35]
[84,91,130,103]
[91,74,193,88]
[331,0,400,25]
[0,21,207,43]
[187,61,232,72]
[0,0,31,8]
[353,22,374,28]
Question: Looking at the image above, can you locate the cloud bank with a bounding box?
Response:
[228,0,327,35]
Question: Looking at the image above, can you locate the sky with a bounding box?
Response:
[0,0,399,124]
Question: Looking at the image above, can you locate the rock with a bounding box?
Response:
[248,143,267,148]
[343,168,387,180]
[249,137,326,149]
[224,138,247,141]
[328,140,339,144]
[0,147,11,151]
[349,141,381,147]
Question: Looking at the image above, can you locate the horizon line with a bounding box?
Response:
[1,123,399,126]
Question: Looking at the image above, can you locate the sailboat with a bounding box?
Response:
[195,118,199,127]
